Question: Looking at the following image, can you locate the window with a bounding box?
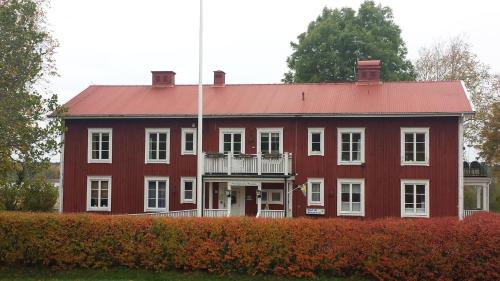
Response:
[257,128,283,154]
[337,179,365,216]
[144,177,169,212]
[87,128,112,163]
[401,128,429,165]
[181,177,196,203]
[337,128,365,165]
[145,128,170,164]
[261,189,283,204]
[181,128,197,155]
[401,180,429,218]
[86,176,111,211]
[219,128,245,154]
[308,128,324,156]
[307,178,324,206]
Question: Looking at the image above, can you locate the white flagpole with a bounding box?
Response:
[196,0,204,217]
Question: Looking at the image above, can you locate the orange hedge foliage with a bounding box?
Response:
[0,212,499,280]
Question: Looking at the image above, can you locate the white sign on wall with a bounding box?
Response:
[306,208,325,215]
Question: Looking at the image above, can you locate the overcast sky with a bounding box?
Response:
[47,0,500,104]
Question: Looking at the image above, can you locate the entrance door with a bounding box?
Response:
[230,187,245,216]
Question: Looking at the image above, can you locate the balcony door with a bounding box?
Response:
[219,128,245,154]
[257,128,283,154]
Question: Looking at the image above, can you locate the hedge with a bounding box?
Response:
[0,212,499,280]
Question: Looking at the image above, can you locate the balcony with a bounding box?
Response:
[204,152,293,175]
[463,161,488,177]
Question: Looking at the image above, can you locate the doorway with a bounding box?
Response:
[230,186,245,216]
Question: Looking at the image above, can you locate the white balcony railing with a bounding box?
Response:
[463,209,486,218]
[204,152,292,175]
[203,209,229,217]
[259,210,285,219]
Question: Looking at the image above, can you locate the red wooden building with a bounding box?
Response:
[60,60,474,219]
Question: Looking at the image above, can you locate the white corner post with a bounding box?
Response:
[458,115,464,220]
[256,183,262,217]
[59,132,65,213]
[226,183,232,217]
[196,0,204,217]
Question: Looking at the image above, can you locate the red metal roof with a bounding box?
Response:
[64,81,473,117]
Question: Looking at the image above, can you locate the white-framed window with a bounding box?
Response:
[144,176,169,212]
[145,128,170,164]
[257,128,283,154]
[87,128,112,163]
[261,189,283,204]
[337,128,365,165]
[181,128,197,155]
[307,178,324,206]
[219,128,245,154]
[180,177,196,204]
[401,128,429,166]
[337,179,365,216]
[86,176,111,211]
[308,128,324,156]
[401,179,430,218]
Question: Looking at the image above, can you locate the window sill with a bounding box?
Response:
[401,162,429,166]
[308,152,324,156]
[144,208,168,213]
[338,212,365,217]
[87,207,111,212]
[181,152,196,156]
[88,159,112,164]
[181,200,195,204]
[337,161,364,166]
[401,213,429,218]
[307,203,324,207]
[145,160,170,164]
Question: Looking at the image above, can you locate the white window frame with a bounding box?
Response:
[261,189,284,204]
[87,128,113,163]
[337,178,365,217]
[180,177,196,204]
[86,176,112,212]
[145,128,170,164]
[219,128,246,154]
[257,128,284,154]
[308,128,324,156]
[181,128,197,155]
[144,176,169,212]
[400,179,430,218]
[307,178,324,206]
[337,128,365,165]
[400,128,430,166]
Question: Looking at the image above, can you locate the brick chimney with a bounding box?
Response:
[151,71,175,87]
[213,70,225,86]
[357,60,381,84]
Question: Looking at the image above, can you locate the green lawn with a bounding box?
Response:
[0,267,364,281]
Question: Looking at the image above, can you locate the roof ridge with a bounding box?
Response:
[88,80,462,87]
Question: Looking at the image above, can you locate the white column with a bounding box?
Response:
[283,152,288,175]
[483,183,489,211]
[256,183,262,217]
[257,153,262,175]
[458,115,464,220]
[227,152,232,175]
[208,182,213,209]
[227,183,232,217]
[287,181,293,218]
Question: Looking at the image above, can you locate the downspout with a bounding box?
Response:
[458,114,464,220]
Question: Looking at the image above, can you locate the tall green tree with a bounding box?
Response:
[0,0,63,211]
[283,1,415,83]
[415,36,500,149]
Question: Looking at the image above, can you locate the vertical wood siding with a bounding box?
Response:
[63,117,458,218]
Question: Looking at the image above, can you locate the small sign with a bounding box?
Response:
[306,208,325,215]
